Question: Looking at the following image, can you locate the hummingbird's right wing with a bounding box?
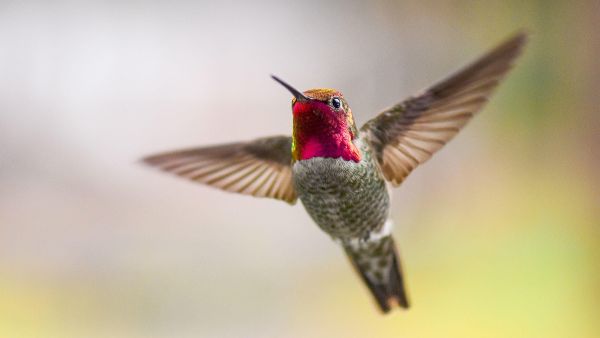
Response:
[360,32,527,186]
[142,136,297,204]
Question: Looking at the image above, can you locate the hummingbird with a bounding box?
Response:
[142,33,527,313]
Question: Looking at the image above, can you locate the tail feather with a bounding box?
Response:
[344,235,409,313]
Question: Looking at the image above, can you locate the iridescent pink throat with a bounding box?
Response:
[292,101,361,163]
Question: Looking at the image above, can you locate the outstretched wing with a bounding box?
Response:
[142,136,297,204]
[361,32,527,186]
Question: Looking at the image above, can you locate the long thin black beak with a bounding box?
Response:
[271,75,309,102]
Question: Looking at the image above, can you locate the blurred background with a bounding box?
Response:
[1,0,598,337]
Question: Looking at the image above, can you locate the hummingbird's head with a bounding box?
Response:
[272,75,360,163]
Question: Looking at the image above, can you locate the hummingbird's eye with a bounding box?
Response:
[331,97,341,109]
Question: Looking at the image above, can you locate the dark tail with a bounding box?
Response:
[344,235,409,313]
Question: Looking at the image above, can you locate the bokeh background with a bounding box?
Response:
[1,0,598,337]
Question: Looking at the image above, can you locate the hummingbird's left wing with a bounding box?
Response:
[360,32,527,186]
[142,136,297,204]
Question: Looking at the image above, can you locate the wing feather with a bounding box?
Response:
[361,32,527,186]
[142,135,297,204]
